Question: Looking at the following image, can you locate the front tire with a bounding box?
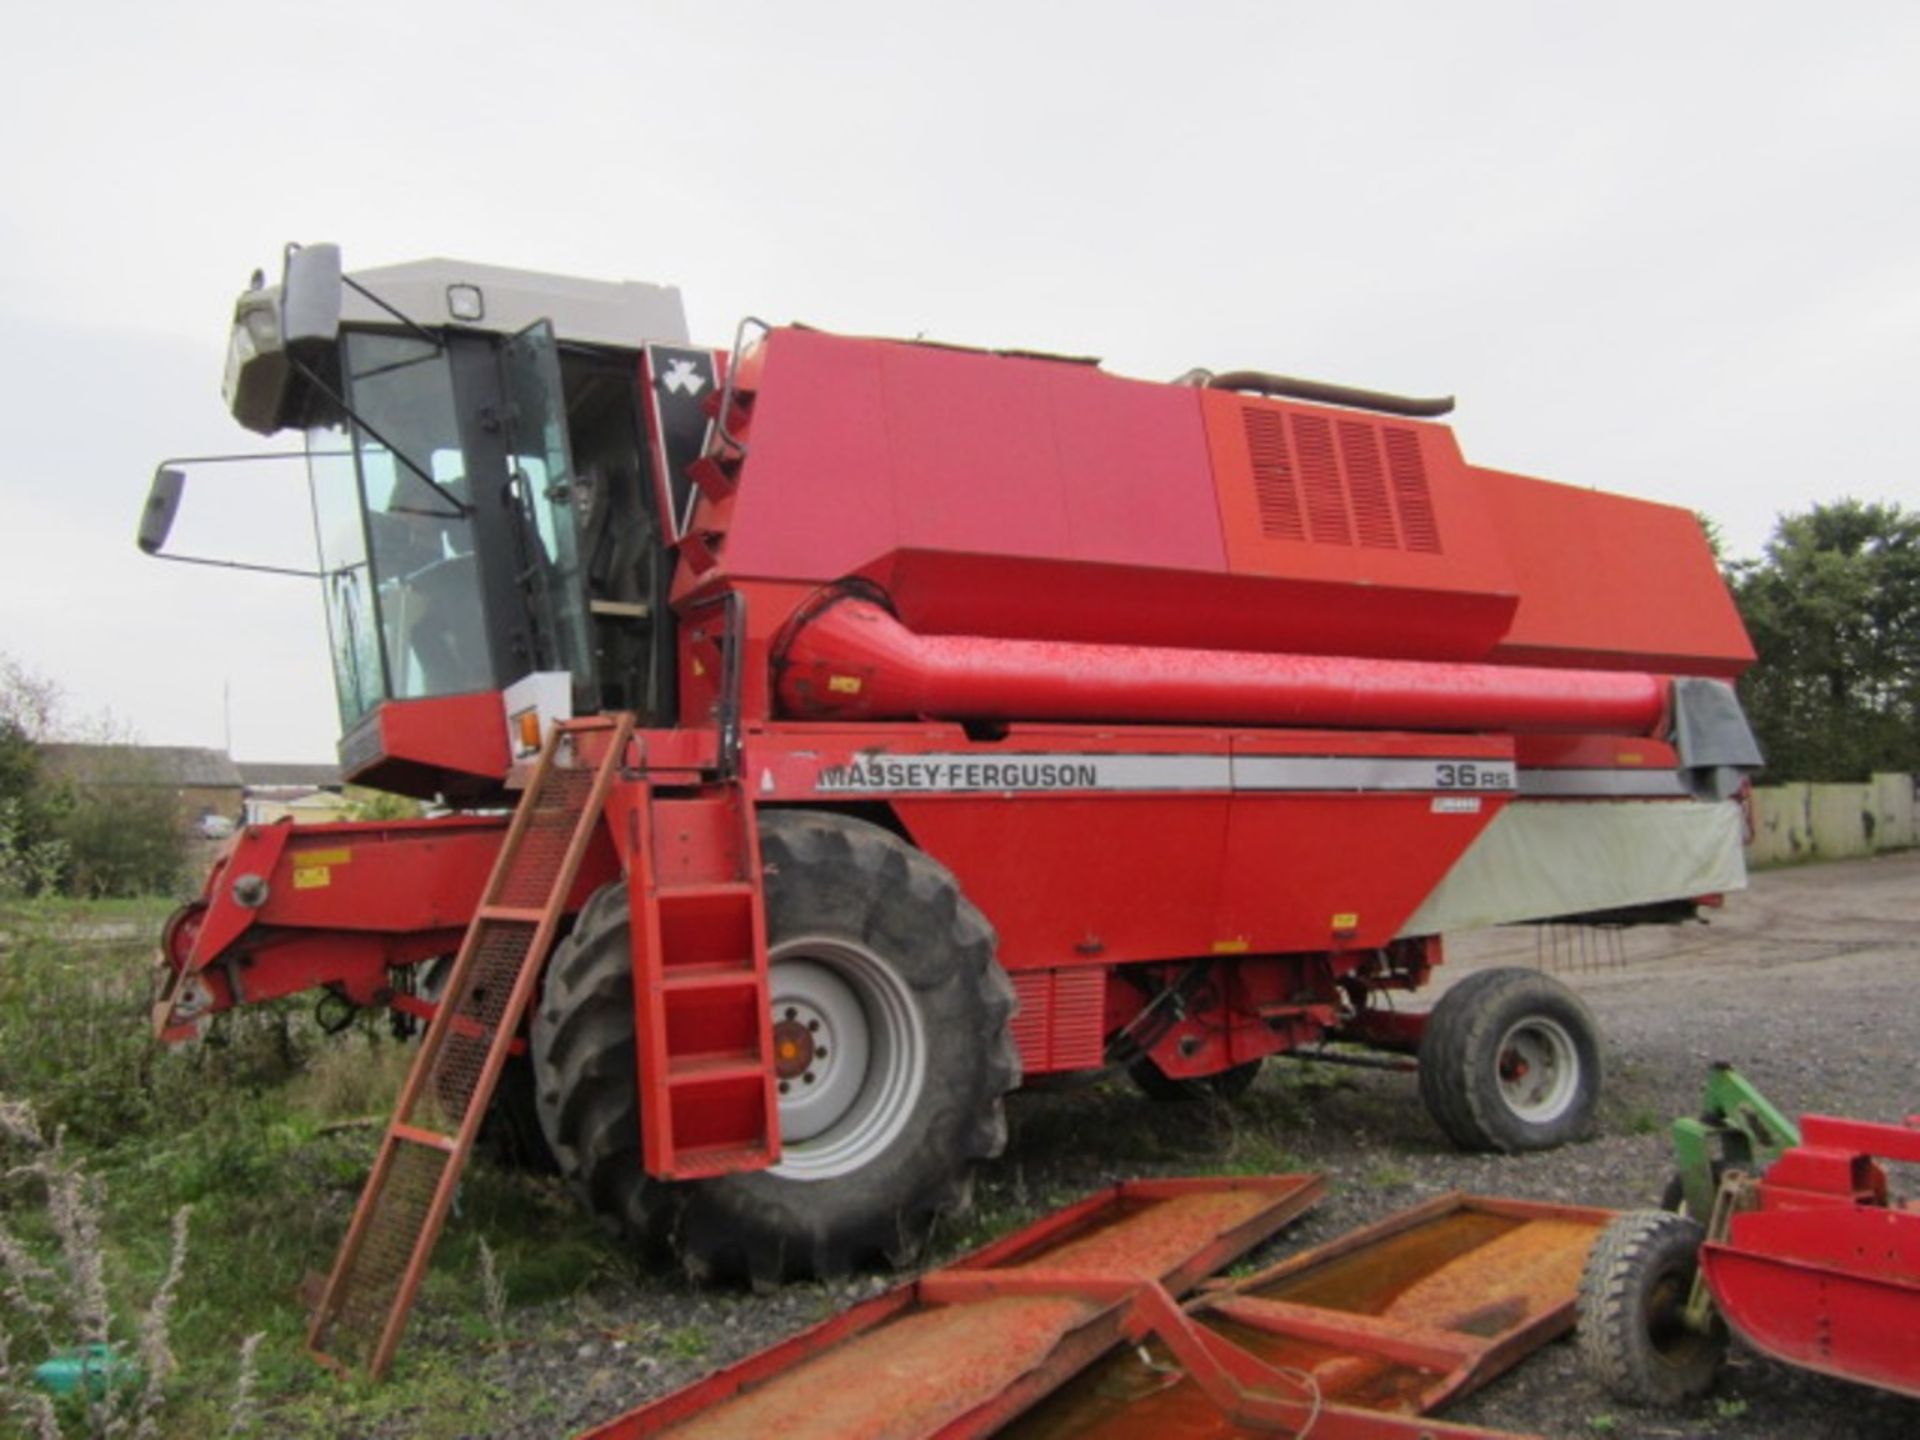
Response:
[533,810,1019,1283]
[1417,966,1602,1152]
[1578,1209,1726,1404]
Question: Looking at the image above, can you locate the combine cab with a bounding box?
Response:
[140,244,1760,1367]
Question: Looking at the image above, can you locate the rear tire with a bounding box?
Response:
[1578,1209,1726,1404]
[1129,1057,1263,1103]
[1417,966,1602,1152]
[533,810,1019,1283]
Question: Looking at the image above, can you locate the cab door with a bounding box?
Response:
[501,320,597,707]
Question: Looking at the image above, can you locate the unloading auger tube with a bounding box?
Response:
[775,593,1674,735]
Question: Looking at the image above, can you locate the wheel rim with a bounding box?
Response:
[1493,1015,1579,1123]
[767,936,926,1181]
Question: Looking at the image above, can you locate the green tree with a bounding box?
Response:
[0,654,68,896]
[1730,499,1920,782]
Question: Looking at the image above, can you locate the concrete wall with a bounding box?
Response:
[1745,772,1917,866]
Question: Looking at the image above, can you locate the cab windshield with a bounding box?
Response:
[307,331,492,730]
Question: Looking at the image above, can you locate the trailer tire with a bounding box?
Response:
[1577,1209,1726,1405]
[533,811,1019,1284]
[1128,1057,1263,1103]
[1417,966,1601,1152]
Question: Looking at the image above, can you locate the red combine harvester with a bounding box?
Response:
[140,245,1759,1372]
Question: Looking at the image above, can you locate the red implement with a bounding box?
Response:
[1701,1113,1920,1400]
[579,1184,1613,1440]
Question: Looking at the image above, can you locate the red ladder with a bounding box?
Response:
[308,713,633,1379]
[630,777,781,1179]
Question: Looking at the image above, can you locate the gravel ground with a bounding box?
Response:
[442,850,1920,1439]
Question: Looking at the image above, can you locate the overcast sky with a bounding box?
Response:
[1,2,1915,762]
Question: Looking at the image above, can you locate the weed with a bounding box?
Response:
[225,1332,264,1438]
[1626,1107,1664,1136]
[476,1238,508,1346]
[1586,1415,1618,1434]
[1714,1396,1749,1421]
[0,1100,191,1438]
[665,1325,709,1361]
[1366,1162,1415,1188]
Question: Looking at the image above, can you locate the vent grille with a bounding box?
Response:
[1242,408,1305,540]
[1338,420,1398,549]
[1237,403,1443,555]
[1290,414,1353,546]
[1011,968,1106,1072]
[1383,428,1441,553]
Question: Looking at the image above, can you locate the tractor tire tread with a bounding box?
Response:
[1577,1209,1725,1406]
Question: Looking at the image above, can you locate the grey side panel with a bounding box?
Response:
[1671,677,1765,770]
[1397,799,1747,937]
[340,258,690,348]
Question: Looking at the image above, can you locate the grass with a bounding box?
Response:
[0,897,625,1438]
[0,898,1350,1437]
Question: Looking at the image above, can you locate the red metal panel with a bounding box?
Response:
[719,328,1224,586]
[745,724,1516,965]
[1214,795,1504,953]
[1202,389,1520,662]
[1705,1209,1920,1400]
[347,691,513,795]
[902,794,1230,970]
[1474,466,1755,678]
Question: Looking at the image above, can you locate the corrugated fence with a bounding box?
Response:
[1746,772,1918,866]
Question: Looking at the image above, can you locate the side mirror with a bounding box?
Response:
[281,243,342,350]
[132,453,328,579]
[137,467,185,554]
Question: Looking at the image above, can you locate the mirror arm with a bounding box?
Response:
[143,552,325,581]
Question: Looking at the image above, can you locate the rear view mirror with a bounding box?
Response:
[281,243,343,350]
[137,467,185,554]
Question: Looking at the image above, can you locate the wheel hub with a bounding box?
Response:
[765,940,926,1179]
[771,1017,816,1081]
[1495,1016,1579,1123]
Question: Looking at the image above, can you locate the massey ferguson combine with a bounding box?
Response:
[139,244,1760,1376]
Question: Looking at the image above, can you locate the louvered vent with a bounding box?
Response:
[1290,414,1353,545]
[1338,420,1398,549]
[1383,428,1442,553]
[1242,408,1305,540]
[1237,403,1445,555]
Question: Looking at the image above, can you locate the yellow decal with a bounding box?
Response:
[292,866,331,890]
[828,674,864,695]
[1331,912,1359,931]
[1616,752,1644,765]
[691,657,707,677]
[1210,937,1251,954]
[301,847,352,867]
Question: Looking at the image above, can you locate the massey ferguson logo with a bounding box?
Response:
[817,758,1100,792]
[659,359,707,396]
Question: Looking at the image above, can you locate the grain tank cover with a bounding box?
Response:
[705,328,1754,679]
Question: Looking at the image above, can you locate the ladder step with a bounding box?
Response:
[668,1052,767,1086]
[392,1123,458,1153]
[477,905,548,924]
[661,963,761,993]
[668,1141,777,1179]
[657,881,756,904]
